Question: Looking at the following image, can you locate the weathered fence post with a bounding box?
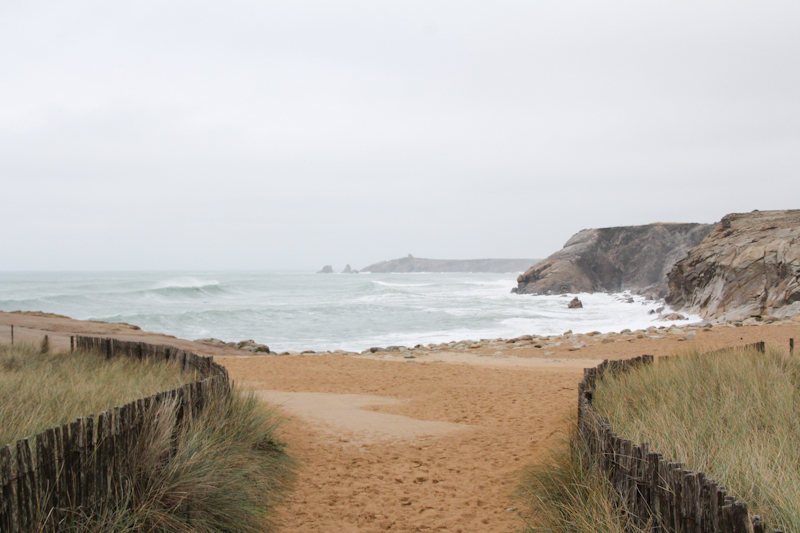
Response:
[16,438,37,531]
[71,336,74,352]
[9,324,13,346]
[724,501,750,533]
[791,338,794,356]
[1,444,17,533]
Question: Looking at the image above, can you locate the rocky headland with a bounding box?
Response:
[513,223,715,297]
[665,209,800,322]
[361,255,540,273]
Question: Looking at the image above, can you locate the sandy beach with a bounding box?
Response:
[2,311,799,532]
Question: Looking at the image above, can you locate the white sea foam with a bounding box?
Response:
[371,280,435,288]
[0,271,699,353]
[153,278,220,290]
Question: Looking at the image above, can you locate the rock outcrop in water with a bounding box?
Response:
[568,297,583,309]
[317,265,334,274]
[665,210,800,321]
[513,223,715,297]
[360,256,540,273]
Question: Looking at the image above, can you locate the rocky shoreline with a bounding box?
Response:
[198,313,800,358]
[515,209,800,326]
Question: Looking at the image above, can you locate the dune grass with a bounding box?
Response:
[516,421,651,533]
[0,342,191,447]
[1,341,294,532]
[593,346,800,531]
[72,387,294,533]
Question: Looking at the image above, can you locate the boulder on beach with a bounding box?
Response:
[236,339,271,353]
[318,265,334,274]
[568,297,583,309]
[196,337,227,346]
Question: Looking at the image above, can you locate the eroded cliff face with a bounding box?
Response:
[514,223,715,297]
[665,210,800,320]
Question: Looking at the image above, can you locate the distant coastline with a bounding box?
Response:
[359,255,541,274]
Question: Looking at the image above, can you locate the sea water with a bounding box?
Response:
[0,271,696,353]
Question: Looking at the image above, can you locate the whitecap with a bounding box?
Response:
[153,278,220,290]
[371,280,436,288]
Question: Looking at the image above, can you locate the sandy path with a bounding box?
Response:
[223,355,581,532]
[2,311,800,532]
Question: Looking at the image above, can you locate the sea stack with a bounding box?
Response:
[317,265,334,274]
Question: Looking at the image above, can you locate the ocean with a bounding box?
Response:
[0,271,696,353]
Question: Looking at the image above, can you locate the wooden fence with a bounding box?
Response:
[577,342,783,533]
[0,337,230,532]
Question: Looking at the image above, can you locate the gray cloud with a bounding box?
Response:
[2,1,799,270]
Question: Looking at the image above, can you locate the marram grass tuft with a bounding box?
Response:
[0,342,190,447]
[516,421,652,533]
[72,387,294,533]
[0,342,294,532]
[593,345,800,531]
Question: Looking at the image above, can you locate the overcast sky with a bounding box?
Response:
[2,2,798,271]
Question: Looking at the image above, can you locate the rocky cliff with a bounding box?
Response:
[513,223,715,297]
[360,255,540,273]
[665,210,800,321]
